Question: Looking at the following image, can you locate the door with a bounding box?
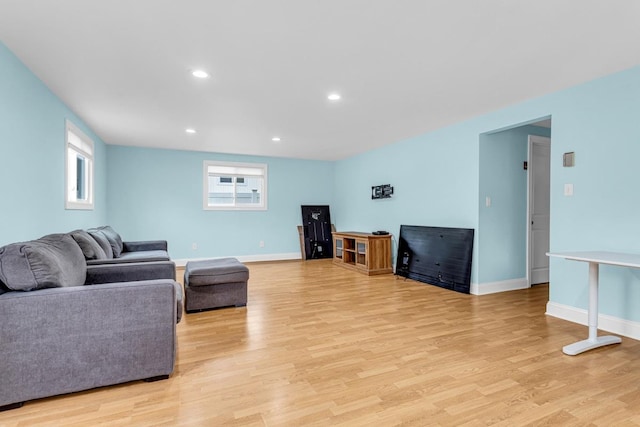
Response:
[528,135,551,285]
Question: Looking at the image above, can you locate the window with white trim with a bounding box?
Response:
[65,120,94,210]
[203,161,267,210]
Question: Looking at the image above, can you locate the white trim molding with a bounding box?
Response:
[470,277,529,295]
[546,301,640,341]
[173,252,301,267]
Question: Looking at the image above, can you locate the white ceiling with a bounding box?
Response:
[1,1,639,161]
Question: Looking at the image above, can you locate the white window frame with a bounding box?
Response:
[203,160,268,211]
[65,120,94,210]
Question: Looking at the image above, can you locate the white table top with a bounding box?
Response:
[547,251,640,269]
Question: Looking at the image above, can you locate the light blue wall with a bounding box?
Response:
[335,65,640,321]
[0,42,108,245]
[547,67,640,320]
[333,122,480,279]
[478,125,551,283]
[106,145,334,260]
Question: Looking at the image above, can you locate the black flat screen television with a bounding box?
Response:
[396,225,474,294]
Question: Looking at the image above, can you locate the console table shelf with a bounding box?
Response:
[332,231,392,275]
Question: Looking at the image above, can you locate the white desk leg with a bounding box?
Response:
[563,262,622,355]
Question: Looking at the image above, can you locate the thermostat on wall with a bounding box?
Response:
[563,152,575,167]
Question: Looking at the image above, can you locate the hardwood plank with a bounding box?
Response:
[2,260,640,426]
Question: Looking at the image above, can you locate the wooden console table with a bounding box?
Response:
[332,231,393,275]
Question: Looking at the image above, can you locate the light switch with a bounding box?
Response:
[564,183,574,196]
[485,196,491,207]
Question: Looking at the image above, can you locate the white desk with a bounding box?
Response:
[547,251,640,355]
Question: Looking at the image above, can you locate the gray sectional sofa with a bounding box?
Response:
[72,226,172,265]
[0,227,182,411]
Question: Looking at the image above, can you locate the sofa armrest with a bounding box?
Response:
[123,240,168,252]
[86,261,176,284]
[0,280,176,408]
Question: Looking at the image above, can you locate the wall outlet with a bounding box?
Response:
[192,243,198,250]
[564,183,574,197]
[259,240,265,248]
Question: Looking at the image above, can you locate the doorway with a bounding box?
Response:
[527,135,551,285]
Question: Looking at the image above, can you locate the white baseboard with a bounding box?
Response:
[173,252,302,268]
[546,301,640,341]
[470,277,529,295]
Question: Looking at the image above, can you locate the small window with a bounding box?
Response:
[65,120,94,210]
[218,176,246,185]
[203,161,267,210]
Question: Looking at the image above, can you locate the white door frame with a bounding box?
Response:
[526,135,551,287]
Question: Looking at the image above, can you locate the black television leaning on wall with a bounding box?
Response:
[396,225,474,294]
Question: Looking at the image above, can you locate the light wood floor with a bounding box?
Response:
[3,260,640,426]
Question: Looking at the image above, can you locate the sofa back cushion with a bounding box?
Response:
[69,229,108,260]
[87,229,114,259]
[98,226,124,258]
[0,234,87,291]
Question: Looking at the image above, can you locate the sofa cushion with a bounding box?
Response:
[69,230,107,260]
[98,226,124,258]
[87,229,114,259]
[86,250,170,265]
[0,234,87,291]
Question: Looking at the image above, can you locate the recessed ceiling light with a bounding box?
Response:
[191,69,209,79]
[185,128,197,134]
[327,93,341,101]
[271,137,281,142]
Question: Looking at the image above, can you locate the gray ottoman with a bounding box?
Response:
[184,258,249,313]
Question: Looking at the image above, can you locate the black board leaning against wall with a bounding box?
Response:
[301,205,333,260]
[396,225,474,294]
